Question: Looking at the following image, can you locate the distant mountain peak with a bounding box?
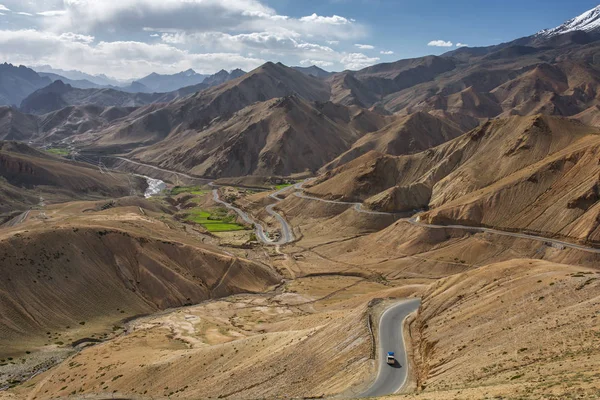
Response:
[537,5,600,37]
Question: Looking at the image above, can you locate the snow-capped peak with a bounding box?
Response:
[537,5,600,37]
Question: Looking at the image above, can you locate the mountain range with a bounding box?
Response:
[3,6,600,400]
[1,5,600,180]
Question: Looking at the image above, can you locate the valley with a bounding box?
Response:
[2,3,600,400]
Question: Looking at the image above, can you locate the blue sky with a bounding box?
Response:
[267,0,600,58]
[0,0,597,80]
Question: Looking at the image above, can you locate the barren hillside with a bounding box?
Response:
[0,141,146,216]
[129,95,388,177]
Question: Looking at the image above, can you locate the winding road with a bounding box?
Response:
[87,157,600,254]
[360,299,421,398]
[212,185,294,245]
[291,188,600,254]
[2,210,30,228]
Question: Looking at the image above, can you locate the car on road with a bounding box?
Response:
[386,352,395,365]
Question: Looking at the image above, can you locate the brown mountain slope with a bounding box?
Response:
[129,95,386,177]
[574,104,600,126]
[308,115,600,243]
[401,259,600,400]
[0,141,146,216]
[36,104,137,142]
[322,111,465,171]
[329,56,457,108]
[79,62,331,153]
[331,42,600,123]
[20,80,209,115]
[0,203,280,356]
[0,105,138,144]
[0,107,39,141]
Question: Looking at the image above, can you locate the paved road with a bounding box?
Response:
[406,217,600,254]
[293,192,394,216]
[80,157,600,254]
[360,298,421,398]
[113,157,211,183]
[292,191,600,254]
[212,187,294,245]
[2,210,30,228]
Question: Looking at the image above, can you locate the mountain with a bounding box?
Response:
[536,5,600,38]
[0,63,52,107]
[129,95,389,177]
[37,72,105,90]
[0,107,39,142]
[80,62,331,154]
[0,141,148,216]
[133,69,207,93]
[293,65,333,78]
[19,80,207,115]
[309,115,600,244]
[322,111,469,171]
[32,65,124,87]
[202,68,246,87]
[120,81,152,93]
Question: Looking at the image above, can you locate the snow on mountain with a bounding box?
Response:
[537,5,600,37]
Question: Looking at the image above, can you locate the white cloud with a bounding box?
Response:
[299,13,351,25]
[59,32,95,44]
[0,1,372,78]
[456,42,469,47]
[160,31,335,59]
[341,52,379,70]
[0,29,266,79]
[428,40,453,47]
[0,4,9,11]
[37,10,68,17]
[38,1,364,40]
[16,11,33,16]
[355,43,374,50]
[380,50,394,55]
[300,59,334,68]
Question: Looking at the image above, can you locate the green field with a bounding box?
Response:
[170,186,209,196]
[46,148,70,156]
[274,183,294,190]
[185,208,247,232]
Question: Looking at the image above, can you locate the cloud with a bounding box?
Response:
[0,0,372,77]
[341,52,379,70]
[16,11,33,16]
[59,32,95,44]
[456,42,469,47]
[0,4,9,11]
[37,10,68,17]
[160,31,335,60]
[0,29,266,79]
[299,13,352,25]
[428,40,453,47]
[39,1,364,40]
[380,50,394,55]
[300,59,334,68]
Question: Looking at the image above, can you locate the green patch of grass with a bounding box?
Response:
[170,186,209,196]
[185,208,247,232]
[274,183,294,190]
[45,148,70,156]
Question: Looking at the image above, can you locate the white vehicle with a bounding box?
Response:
[386,352,395,365]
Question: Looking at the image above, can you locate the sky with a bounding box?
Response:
[0,0,598,80]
